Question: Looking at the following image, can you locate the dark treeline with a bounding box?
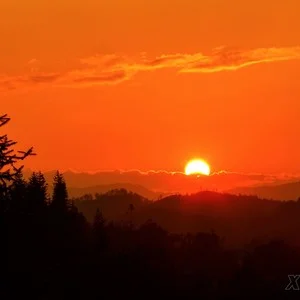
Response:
[3,175,300,299]
[74,190,300,248]
[2,115,300,299]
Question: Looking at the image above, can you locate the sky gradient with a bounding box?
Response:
[2,0,300,174]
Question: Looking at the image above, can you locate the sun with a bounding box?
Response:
[185,159,211,176]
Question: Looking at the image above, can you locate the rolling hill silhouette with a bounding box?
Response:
[75,190,300,247]
[68,183,160,200]
[229,181,300,201]
[23,169,300,201]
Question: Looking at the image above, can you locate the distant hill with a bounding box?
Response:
[228,181,300,201]
[23,169,300,201]
[23,169,161,200]
[74,189,150,222]
[75,190,300,247]
[68,183,160,200]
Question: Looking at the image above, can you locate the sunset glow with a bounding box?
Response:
[2,1,300,296]
[2,0,300,174]
[185,159,211,176]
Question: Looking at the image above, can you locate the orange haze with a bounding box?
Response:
[1,0,300,174]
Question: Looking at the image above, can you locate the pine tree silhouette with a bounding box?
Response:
[0,114,34,211]
[27,172,48,212]
[51,171,69,212]
[10,171,27,212]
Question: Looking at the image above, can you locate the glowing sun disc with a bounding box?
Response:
[185,159,211,176]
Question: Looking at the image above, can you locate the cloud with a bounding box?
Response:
[0,73,61,91]
[180,46,300,73]
[29,73,62,83]
[24,168,300,197]
[79,46,300,76]
[70,71,128,86]
[1,46,300,91]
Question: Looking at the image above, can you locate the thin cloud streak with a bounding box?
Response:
[181,47,300,73]
[1,46,300,91]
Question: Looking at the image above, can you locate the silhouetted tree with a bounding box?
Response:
[93,208,105,228]
[92,208,107,251]
[0,114,34,210]
[10,171,27,212]
[128,203,135,229]
[27,172,48,212]
[51,171,69,212]
[70,200,79,213]
[81,193,94,201]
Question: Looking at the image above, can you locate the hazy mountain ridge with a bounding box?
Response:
[229,181,300,201]
[68,183,160,200]
[75,190,300,247]
[23,169,300,201]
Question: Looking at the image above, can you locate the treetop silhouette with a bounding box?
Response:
[51,171,69,212]
[0,114,35,189]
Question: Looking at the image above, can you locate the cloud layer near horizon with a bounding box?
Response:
[1,46,300,91]
[24,169,300,197]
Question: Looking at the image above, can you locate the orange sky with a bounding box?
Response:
[1,0,300,174]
